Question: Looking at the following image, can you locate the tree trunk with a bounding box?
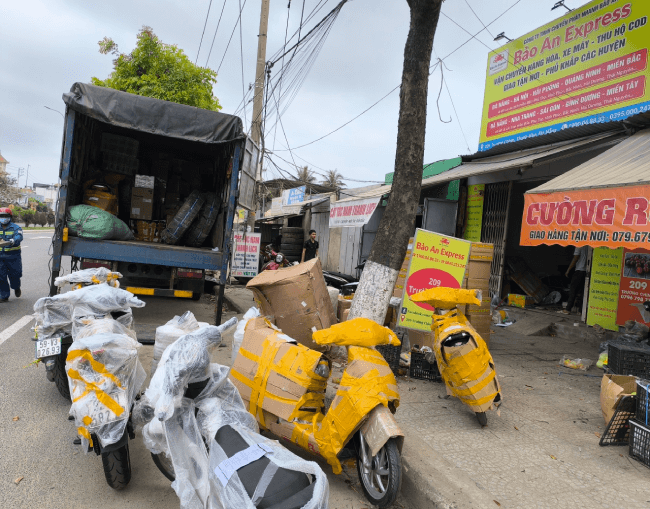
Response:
[349,0,443,323]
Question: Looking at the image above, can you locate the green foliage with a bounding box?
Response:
[296,166,316,185]
[321,170,346,189]
[21,209,35,227]
[92,26,222,111]
[35,212,48,227]
[47,211,55,227]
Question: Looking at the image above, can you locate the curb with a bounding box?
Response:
[223,289,249,314]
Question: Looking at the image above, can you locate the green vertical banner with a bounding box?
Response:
[464,184,485,242]
[587,247,623,331]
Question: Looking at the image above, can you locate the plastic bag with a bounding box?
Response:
[312,317,400,347]
[34,284,144,340]
[54,267,122,288]
[559,356,593,371]
[152,311,202,374]
[162,191,205,245]
[67,204,134,241]
[72,312,136,341]
[232,307,261,364]
[184,193,220,247]
[66,331,146,450]
[619,320,649,343]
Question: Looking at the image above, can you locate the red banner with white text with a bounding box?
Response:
[521,185,650,249]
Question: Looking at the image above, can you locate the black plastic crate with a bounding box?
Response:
[410,351,442,382]
[636,380,650,425]
[376,344,401,374]
[600,395,636,446]
[629,419,650,468]
[608,341,650,379]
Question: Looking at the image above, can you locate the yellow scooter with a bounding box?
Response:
[411,287,502,426]
[230,316,404,508]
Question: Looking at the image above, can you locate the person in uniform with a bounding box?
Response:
[0,208,23,302]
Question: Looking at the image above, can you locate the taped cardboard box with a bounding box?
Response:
[409,329,435,350]
[508,294,534,309]
[131,187,154,220]
[229,317,327,422]
[337,296,353,322]
[469,243,494,262]
[464,277,490,292]
[263,412,321,455]
[600,374,637,425]
[467,261,492,280]
[247,258,335,351]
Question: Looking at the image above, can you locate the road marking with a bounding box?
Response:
[28,236,52,239]
[0,315,35,347]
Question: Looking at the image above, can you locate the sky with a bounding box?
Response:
[1,0,582,189]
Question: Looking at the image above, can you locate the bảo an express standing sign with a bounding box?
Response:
[399,229,471,331]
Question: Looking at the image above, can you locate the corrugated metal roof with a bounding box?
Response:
[420,133,619,189]
[261,194,334,219]
[528,129,650,194]
[468,112,650,159]
[335,186,391,203]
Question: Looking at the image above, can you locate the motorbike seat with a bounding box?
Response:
[214,425,314,509]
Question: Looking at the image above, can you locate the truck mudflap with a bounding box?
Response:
[125,287,194,298]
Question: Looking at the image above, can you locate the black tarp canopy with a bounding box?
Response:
[63,82,244,145]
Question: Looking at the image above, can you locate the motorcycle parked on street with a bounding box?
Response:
[32,268,146,490]
[231,314,404,508]
[134,319,330,509]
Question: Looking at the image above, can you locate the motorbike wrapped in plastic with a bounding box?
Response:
[34,284,144,340]
[71,311,136,341]
[54,267,122,288]
[66,331,146,450]
[152,311,209,375]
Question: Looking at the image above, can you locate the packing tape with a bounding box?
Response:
[412,287,481,309]
[67,350,123,389]
[67,369,126,417]
[312,318,400,347]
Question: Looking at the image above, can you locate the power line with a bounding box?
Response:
[273,0,294,150]
[204,0,229,68]
[195,0,214,64]
[215,0,248,75]
[238,0,248,130]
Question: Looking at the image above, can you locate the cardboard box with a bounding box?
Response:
[341,309,350,322]
[469,243,494,262]
[466,260,492,280]
[600,374,638,425]
[131,187,154,220]
[135,174,155,189]
[247,258,335,351]
[337,296,353,322]
[408,329,435,350]
[464,277,490,292]
[229,317,326,421]
[263,412,320,455]
[508,294,534,309]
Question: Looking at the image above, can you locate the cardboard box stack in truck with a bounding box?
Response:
[50,83,258,309]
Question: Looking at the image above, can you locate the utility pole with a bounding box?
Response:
[25,164,30,189]
[247,0,271,230]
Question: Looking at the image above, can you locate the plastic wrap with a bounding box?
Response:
[161,191,205,245]
[232,307,261,364]
[54,267,122,288]
[152,311,202,375]
[142,319,238,422]
[66,332,146,450]
[34,284,144,340]
[72,312,136,341]
[185,193,220,247]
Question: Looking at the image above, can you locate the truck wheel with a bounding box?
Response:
[101,442,132,490]
[356,432,402,508]
[53,344,71,401]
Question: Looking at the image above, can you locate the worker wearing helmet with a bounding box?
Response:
[0,208,23,302]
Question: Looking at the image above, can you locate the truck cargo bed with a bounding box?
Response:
[62,237,223,270]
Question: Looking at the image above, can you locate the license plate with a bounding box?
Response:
[35,337,62,359]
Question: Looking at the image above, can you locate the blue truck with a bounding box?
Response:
[50,83,258,321]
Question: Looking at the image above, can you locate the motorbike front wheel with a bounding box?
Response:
[53,344,71,401]
[101,442,132,490]
[151,452,175,482]
[356,432,402,508]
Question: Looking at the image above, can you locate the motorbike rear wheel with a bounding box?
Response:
[101,442,132,490]
[476,412,488,426]
[356,432,402,508]
[151,452,175,482]
[53,344,71,401]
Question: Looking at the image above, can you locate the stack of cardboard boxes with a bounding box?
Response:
[463,242,494,344]
[131,175,155,221]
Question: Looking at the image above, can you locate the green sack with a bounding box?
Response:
[67,205,134,241]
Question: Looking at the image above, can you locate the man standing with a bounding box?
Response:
[561,245,590,314]
[301,230,319,263]
[0,208,23,302]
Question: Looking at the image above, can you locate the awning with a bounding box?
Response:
[260,194,333,221]
[521,129,650,250]
[420,132,621,189]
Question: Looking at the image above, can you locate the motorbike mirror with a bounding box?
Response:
[216,316,238,335]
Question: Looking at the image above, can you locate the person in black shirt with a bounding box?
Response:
[301,230,319,262]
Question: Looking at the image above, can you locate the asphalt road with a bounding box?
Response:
[0,233,404,509]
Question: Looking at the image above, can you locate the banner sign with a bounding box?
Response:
[231,233,261,278]
[464,184,485,242]
[329,197,380,228]
[617,247,650,325]
[282,186,305,206]
[521,185,650,249]
[399,229,471,331]
[479,0,650,152]
[587,247,623,330]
